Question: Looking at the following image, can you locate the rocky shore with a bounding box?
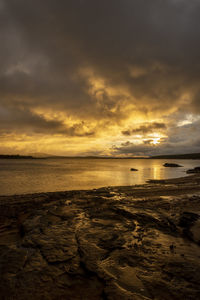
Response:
[1,175,200,299]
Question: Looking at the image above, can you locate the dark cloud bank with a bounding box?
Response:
[122,122,166,136]
[0,0,200,155]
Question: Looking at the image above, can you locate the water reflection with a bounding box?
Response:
[152,166,160,180]
[0,158,200,195]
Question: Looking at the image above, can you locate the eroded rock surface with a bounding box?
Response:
[1,175,200,299]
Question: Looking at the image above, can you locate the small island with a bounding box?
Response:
[130,168,138,171]
[163,163,182,167]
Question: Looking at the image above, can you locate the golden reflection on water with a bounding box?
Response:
[0,158,200,195]
[151,166,161,180]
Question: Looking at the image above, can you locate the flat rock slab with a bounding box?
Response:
[1,175,200,299]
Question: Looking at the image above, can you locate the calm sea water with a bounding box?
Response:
[0,158,200,195]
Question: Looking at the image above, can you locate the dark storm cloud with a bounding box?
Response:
[112,141,156,156]
[0,105,95,137]
[122,122,166,136]
[112,140,190,157]
[0,0,200,149]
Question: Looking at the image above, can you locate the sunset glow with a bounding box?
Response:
[1,2,200,299]
[0,0,200,157]
[150,138,161,145]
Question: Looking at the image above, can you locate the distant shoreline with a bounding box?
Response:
[0,155,43,159]
[1,153,200,159]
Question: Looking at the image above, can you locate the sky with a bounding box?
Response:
[0,0,200,156]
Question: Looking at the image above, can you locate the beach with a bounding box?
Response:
[1,174,200,299]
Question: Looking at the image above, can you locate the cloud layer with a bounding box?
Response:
[0,0,200,155]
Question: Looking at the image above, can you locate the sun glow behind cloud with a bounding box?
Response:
[150,138,161,145]
[0,0,200,156]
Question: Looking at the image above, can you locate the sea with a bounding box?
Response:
[0,158,200,196]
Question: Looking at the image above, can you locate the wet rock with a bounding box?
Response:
[1,177,200,299]
[190,219,200,244]
[178,212,199,242]
[169,244,175,252]
[0,245,28,275]
[186,167,200,174]
[98,232,125,251]
[147,179,166,184]
[178,212,199,228]
[163,163,182,167]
